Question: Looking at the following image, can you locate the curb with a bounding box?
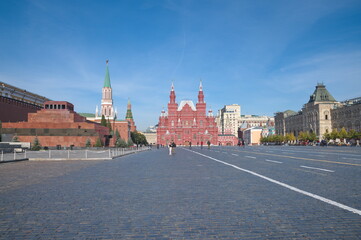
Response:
[0,158,29,164]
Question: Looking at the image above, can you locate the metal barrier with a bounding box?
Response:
[25,146,151,160]
[0,150,27,162]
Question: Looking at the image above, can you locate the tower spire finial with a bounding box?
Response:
[199,79,203,91]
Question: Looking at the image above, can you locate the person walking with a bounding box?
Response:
[242,140,245,148]
[200,141,203,149]
[207,140,211,149]
[168,142,173,155]
[171,141,176,154]
[189,141,192,149]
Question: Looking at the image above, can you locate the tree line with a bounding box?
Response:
[261,127,361,144]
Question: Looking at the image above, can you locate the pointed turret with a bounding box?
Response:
[100,60,114,119]
[198,80,204,103]
[104,60,111,88]
[170,82,176,104]
[126,98,133,120]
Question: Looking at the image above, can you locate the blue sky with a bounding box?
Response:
[1,0,361,131]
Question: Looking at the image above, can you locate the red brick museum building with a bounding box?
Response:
[157,82,218,146]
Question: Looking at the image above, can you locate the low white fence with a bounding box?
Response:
[0,146,150,162]
[0,151,27,162]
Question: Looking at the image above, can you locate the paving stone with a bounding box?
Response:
[0,147,360,239]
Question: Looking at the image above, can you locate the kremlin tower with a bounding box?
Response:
[125,98,136,131]
[95,60,117,120]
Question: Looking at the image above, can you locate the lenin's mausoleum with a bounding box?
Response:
[2,101,110,147]
[157,82,218,146]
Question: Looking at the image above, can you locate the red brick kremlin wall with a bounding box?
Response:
[0,96,41,122]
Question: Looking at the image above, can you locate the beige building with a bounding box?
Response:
[143,132,157,145]
[216,104,241,136]
[275,110,297,135]
[275,83,341,139]
[216,104,274,138]
[239,115,274,128]
[331,97,361,131]
[243,127,263,145]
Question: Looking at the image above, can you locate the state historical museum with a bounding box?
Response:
[157,82,218,146]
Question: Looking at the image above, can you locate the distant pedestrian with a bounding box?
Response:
[168,142,173,155]
[357,140,360,147]
[157,144,159,149]
[171,141,176,154]
[200,141,203,149]
[242,140,245,148]
[207,140,211,149]
[189,141,192,149]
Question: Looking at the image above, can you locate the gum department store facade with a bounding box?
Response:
[275,83,361,140]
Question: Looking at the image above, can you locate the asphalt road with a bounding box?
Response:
[0,146,360,239]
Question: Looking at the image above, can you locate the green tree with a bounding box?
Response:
[127,137,134,147]
[12,134,19,142]
[107,118,112,132]
[298,131,308,142]
[330,128,339,140]
[289,133,296,142]
[274,134,284,144]
[115,129,120,140]
[85,138,91,148]
[323,132,331,141]
[308,132,317,142]
[131,131,148,146]
[100,115,107,127]
[116,138,128,148]
[339,127,348,142]
[347,129,356,139]
[31,136,41,151]
[94,137,103,147]
[285,133,296,142]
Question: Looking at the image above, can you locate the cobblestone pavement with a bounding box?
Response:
[0,146,360,239]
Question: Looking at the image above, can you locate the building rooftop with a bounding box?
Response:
[308,83,337,103]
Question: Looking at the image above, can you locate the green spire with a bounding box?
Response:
[104,60,111,88]
[126,98,133,119]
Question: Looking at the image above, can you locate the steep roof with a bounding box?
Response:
[126,108,133,119]
[308,83,336,103]
[103,63,111,88]
[126,99,133,119]
[177,100,196,111]
[284,110,297,117]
